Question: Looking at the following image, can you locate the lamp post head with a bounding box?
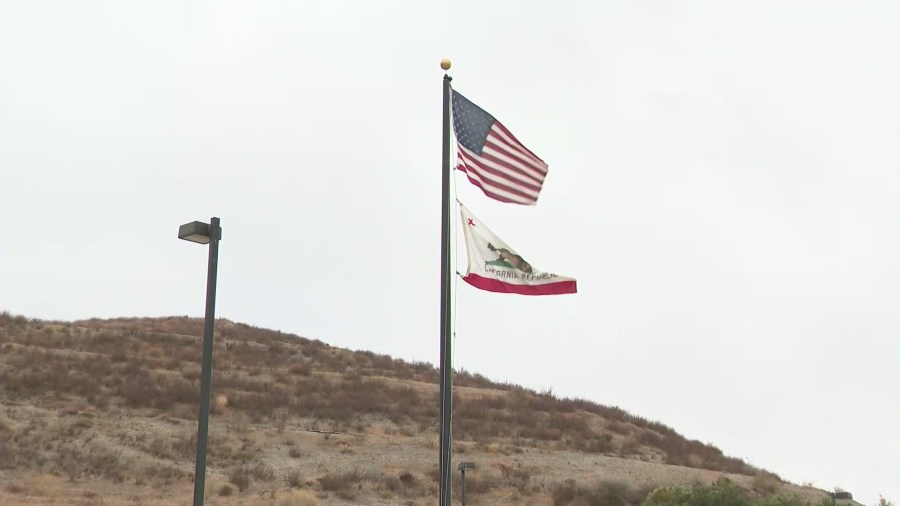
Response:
[178,221,211,244]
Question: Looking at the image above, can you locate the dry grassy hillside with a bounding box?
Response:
[0,314,834,505]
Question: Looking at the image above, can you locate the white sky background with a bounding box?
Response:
[1,1,897,503]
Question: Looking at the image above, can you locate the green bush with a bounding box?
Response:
[642,478,830,506]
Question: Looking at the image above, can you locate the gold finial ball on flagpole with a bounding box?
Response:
[440,59,452,71]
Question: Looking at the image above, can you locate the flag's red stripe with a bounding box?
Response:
[493,122,548,172]
[461,164,538,203]
[457,147,541,198]
[488,122,547,173]
[480,139,547,187]
[482,140,546,184]
[463,273,576,296]
[465,177,522,205]
[457,163,530,204]
[484,135,547,177]
[457,161,537,204]
[457,148,542,197]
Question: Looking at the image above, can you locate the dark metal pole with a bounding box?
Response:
[460,469,467,506]
[192,217,220,506]
[438,70,453,506]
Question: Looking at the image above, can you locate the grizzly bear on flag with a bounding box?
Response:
[487,243,533,274]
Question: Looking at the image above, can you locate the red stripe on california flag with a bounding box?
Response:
[463,273,577,296]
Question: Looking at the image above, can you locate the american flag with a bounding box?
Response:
[451,89,549,205]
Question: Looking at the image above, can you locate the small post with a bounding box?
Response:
[831,490,852,506]
[460,469,466,506]
[458,462,474,506]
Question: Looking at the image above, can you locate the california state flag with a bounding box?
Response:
[460,203,577,296]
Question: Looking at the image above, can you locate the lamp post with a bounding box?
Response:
[458,461,474,506]
[178,217,222,506]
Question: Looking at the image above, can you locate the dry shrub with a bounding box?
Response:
[318,469,370,492]
[227,411,251,433]
[384,471,419,496]
[286,469,304,488]
[275,490,320,506]
[399,471,417,486]
[147,437,169,459]
[584,434,615,454]
[752,472,781,494]
[4,482,27,494]
[687,453,705,468]
[250,462,275,482]
[229,467,251,491]
[218,485,233,496]
[384,476,403,493]
[463,473,500,495]
[499,463,531,493]
[607,419,632,435]
[619,436,641,455]
[551,479,643,506]
[289,362,312,376]
[172,432,197,459]
[80,441,124,480]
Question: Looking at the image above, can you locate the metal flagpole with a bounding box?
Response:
[438,58,454,506]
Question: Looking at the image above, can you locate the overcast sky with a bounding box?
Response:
[1,1,897,503]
